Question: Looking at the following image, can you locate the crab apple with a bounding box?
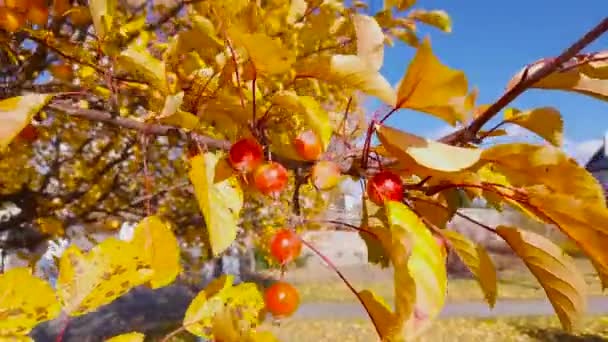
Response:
[367,170,404,205]
[18,124,38,142]
[264,281,300,318]
[293,129,322,161]
[270,228,302,265]
[229,138,263,173]
[311,160,341,191]
[49,63,73,81]
[27,4,49,26]
[254,162,288,196]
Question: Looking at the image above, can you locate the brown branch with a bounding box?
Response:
[49,101,231,150]
[439,17,608,145]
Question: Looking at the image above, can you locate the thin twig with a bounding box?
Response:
[299,238,384,339]
[308,219,379,239]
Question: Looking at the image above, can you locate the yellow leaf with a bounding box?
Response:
[386,201,447,340]
[57,238,153,316]
[296,54,397,106]
[353,14,385,71]
[130,215,181,289]
[377,123,482,172]
[88,0,116,40]
[408,9,451,33]
[0,94,53,151]
[188,153,243,256]
[183,275,264,339]
[590,259,608,291]
[396,37,468,125]
[226,27,295,76]
[507,58,608,102]
[117,47,167,94]
[104,332,145,342]
[384,0,416,11]
[0,336,32,342]
[580,51,608,79]
[496,226,587,331]
[481,143,605,207]
[503,107,563,146]
[358,289,400,338]
[391,27,420,48]
[246,330,281,342]
[0,267,60,336]
[521,186,608,283]
[287,0,307,25]
[36,216,65,236]
[443,230,497,308]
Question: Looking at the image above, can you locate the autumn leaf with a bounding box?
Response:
[130,215,181,289]
[408,9,451,33]
[227,27,295,76]
[443,230,497,308]
[116,47,168,94]
[580,51,608,79]
[104,332,145,342]
[0,267,60,337]
[590,259,608,291]
[0,94,53,151]
[507,57,608,102]
[183,275,264,339]
[481,143,605,207]
[496,226,587,331]
[358,289,400,338]
[396,37,468,125]
[287,0,307,25]
[518,186,608,285]
[296,54,397,106]
[353,14,385,71]
[384,0,416,11]
[188,153,243,256]
[386,201,447,340]
[88,0,116,40]
[57,238,153,316]
[377,123,482,172]
[503,107,563,146]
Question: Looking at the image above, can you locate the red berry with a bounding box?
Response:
[367,170,404,205]
[264,281,300,318]
[293,129,322,161]
[254,162,288,196]
[229,138,263,173]
[270,228,302,265]
[18,124,38,142]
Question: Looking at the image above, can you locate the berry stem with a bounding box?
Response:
[299,238,384,339]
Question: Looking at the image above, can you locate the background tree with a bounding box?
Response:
[1,0,608,341]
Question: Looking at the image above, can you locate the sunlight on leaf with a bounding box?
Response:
[481,143,605,207]
[408,9,451,33]
[57,238,153,316]
[503,107,563,146]
[117,47,168,93]
[227,26,295,76]
[89,0,116,40]
[386,201,447,340]
[353,14,385,71]
[358,289,399,338]
[189,153,243,256]
[377,123,481,172]
[496,226,587,332]
[296,54,396,106]
[130,215,181,289]
[396,37,468,125]
[183,275,264,339]
[287,0,307,25]
[0,268,60,337]
[443,230,497,308]
[104,332,145,342]
[0,94,53,151]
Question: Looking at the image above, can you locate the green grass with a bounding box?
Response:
[261,316,608,342]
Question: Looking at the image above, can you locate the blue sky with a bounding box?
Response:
[364,0,608,164]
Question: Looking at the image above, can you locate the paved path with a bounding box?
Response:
[293,296,608,320]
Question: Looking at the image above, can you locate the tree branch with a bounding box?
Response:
[439,17,608,145]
